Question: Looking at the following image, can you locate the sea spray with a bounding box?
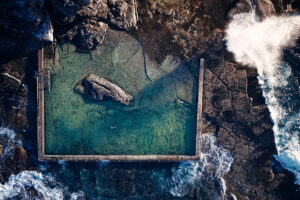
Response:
[0,128,85,199]
[0,169,86,200]
[0,171,64,200]
[0,127,16,141]
[168,134,233,199]
[0,127,22,158]
[225,12,300,184]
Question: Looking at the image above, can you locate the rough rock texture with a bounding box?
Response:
[0,31,39,184]
[0,58,28,129]
[202,52,300,200]
[49,0,138,50]
[49,0,137,30]
[254,0,278,19]
[69,20,109,50]
[132,0,234,61]
[75,74,133,105]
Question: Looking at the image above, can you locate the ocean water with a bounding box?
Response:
[0,128,233,199]
[226,12,300,184]
[45,29,198,155]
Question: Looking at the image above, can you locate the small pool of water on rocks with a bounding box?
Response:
[45,29,198,155]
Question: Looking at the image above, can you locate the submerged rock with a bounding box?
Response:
[75,74,133,105]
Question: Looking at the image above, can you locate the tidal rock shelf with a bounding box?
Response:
[75,74,133,105]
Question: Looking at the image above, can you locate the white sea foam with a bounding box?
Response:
[0,171,64,200]
[0,127,16,140]
[98,160,110,169]
[0,170,86,200]
[226,12,300,77]
[226,11,300,184]
[168,134,233,199]
[71,192,85,200]
[0,127,23,157]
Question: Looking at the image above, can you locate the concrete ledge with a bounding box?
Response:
[38,155,200,162]
[37,43,205,162]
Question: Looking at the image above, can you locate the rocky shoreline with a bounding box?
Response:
[0,0,300,199]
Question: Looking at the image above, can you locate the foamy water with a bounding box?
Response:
[0,128,84,200]
[0,127,16,141]
[0,171,64,200]
[226,12,300,184]
[168,134,233,199]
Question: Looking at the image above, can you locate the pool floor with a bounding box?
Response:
[44,29,198,155]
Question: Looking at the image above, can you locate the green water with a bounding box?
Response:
[45,29,198,155]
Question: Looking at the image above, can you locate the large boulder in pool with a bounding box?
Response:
[75,74,133,105]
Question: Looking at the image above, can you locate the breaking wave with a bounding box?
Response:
[0,170,85,200]
[0,171,63,200]
[0,127,22,158]
[0,128,84,200]
[168,134,233,200]
[226,12,300,184]
[0,127,16,141]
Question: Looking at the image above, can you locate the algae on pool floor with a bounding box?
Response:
[44,29,198,155]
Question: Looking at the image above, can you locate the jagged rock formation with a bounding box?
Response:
[133,0,234,61]
[202,52,300,200]
[0,0,137,50]
[75,74,133,105]
[70,20,109,50]
[49,0,138,50]
[0,58,28,129]
[48,0,138,30]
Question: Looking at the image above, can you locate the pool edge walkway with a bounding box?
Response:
[37,44,205,162]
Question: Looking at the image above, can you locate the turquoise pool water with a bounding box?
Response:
[45,29,198,155]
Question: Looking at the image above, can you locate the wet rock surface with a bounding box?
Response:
[202,53,300,200]
[0,31,39,184]
[75,74,133,105]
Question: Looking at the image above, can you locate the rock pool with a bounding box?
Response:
[45,29,198,155]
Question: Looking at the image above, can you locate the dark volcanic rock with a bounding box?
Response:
[75,74,133,105]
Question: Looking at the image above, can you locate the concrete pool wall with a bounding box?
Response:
[37,41,205,162]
